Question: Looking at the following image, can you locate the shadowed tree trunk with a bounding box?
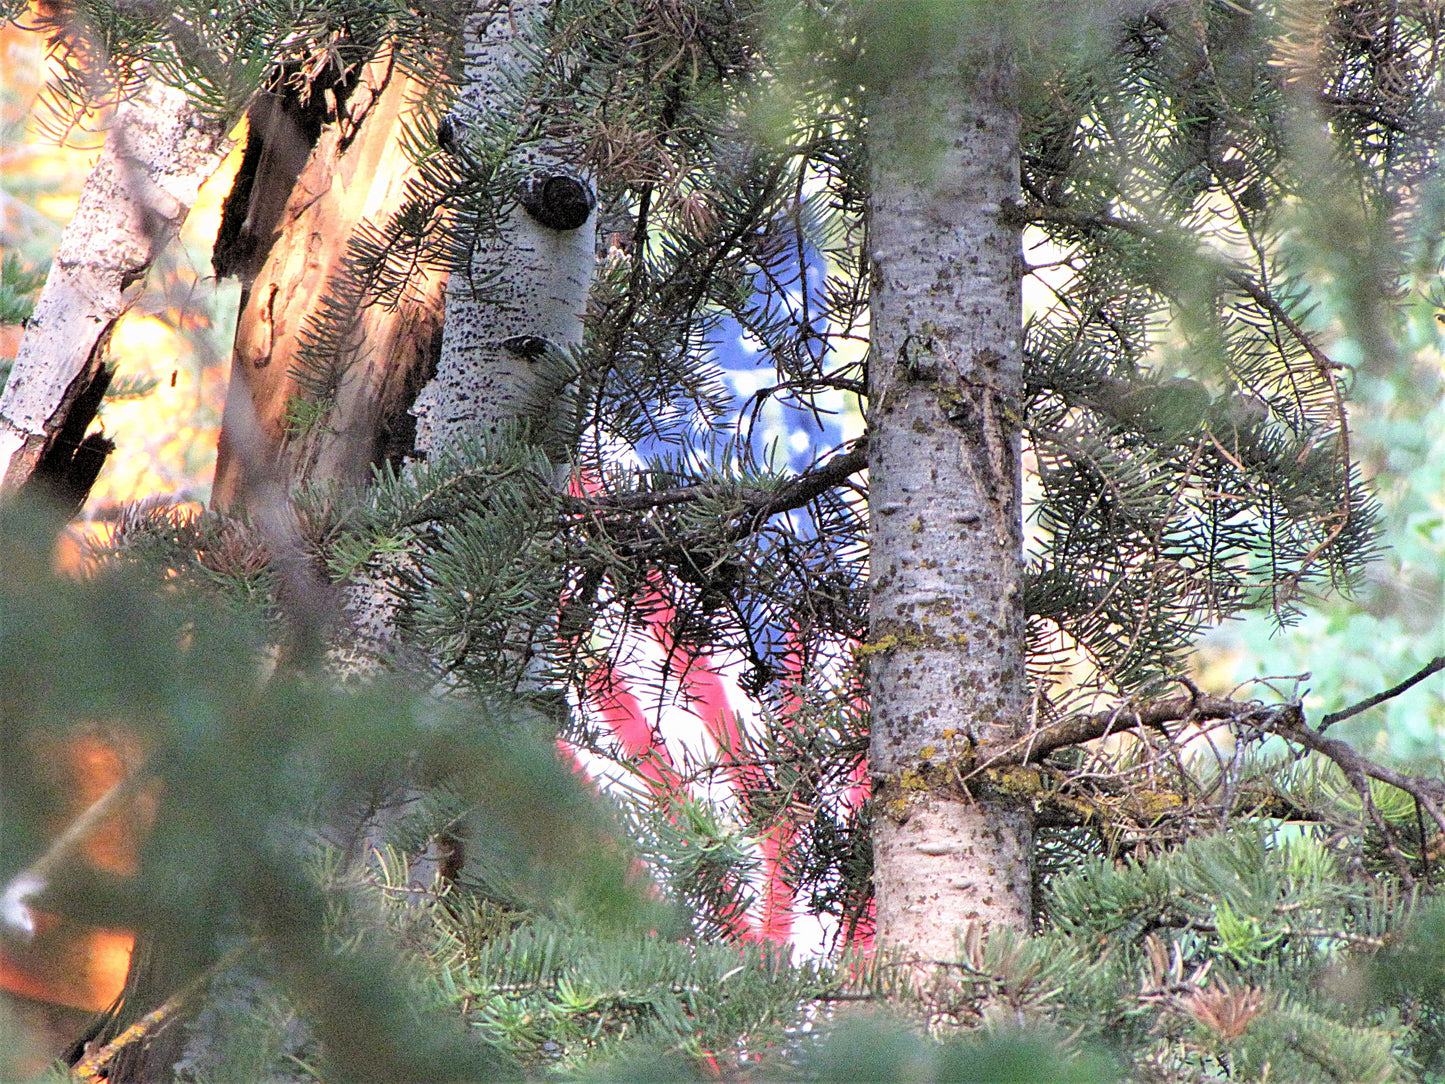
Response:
[865,27,1031,988]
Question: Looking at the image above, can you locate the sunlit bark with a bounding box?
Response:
[211,51,447,511]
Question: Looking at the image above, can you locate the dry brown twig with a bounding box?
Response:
[964,661,1445,865]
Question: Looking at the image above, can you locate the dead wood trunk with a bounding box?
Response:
[211,49,447,511]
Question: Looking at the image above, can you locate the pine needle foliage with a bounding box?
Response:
[1007,0,1442,693]
[0,252,46,327]
[282,0,1433,709]
[46,0,1407,702]
[6,0,1445,1080]
[435,917,832,1073]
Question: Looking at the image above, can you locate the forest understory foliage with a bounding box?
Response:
[0,0,1442,1081]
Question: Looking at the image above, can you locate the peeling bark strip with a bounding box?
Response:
[866,34,1030,963]
[0,82,233,496]
[411,0,596,460]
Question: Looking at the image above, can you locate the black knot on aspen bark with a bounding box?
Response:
[501,335,552,360]
[517,173,595,231]
[436,113,464,153]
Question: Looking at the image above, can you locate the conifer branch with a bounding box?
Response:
[739,439,868,527]
[71,946,246,1083]
[1270,709,1445,840]
[985,693,1253,769]
[988,685,1445,847]
[994,677,1445,826]
[573,439,866,520]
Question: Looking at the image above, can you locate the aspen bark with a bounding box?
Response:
[0,82,233,500]
[341,0,596,668]
[410,0,595,461]
[105,56,451,1076]
[866,35,1031,975]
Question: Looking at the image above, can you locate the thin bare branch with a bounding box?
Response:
[981,683,1445,854]
[983,694,1250,769]
[1271,708,1445,841]
[1320,655,1445,731]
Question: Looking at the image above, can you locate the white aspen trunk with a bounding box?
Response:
[866,35,1031,980]
[326,0,594,900]
[0,82,239,1084]
[0,82,233,494]
[341,0,595,669]
[410,0,595,460]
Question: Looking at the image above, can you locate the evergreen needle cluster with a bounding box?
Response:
[1,0,1443,1081]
